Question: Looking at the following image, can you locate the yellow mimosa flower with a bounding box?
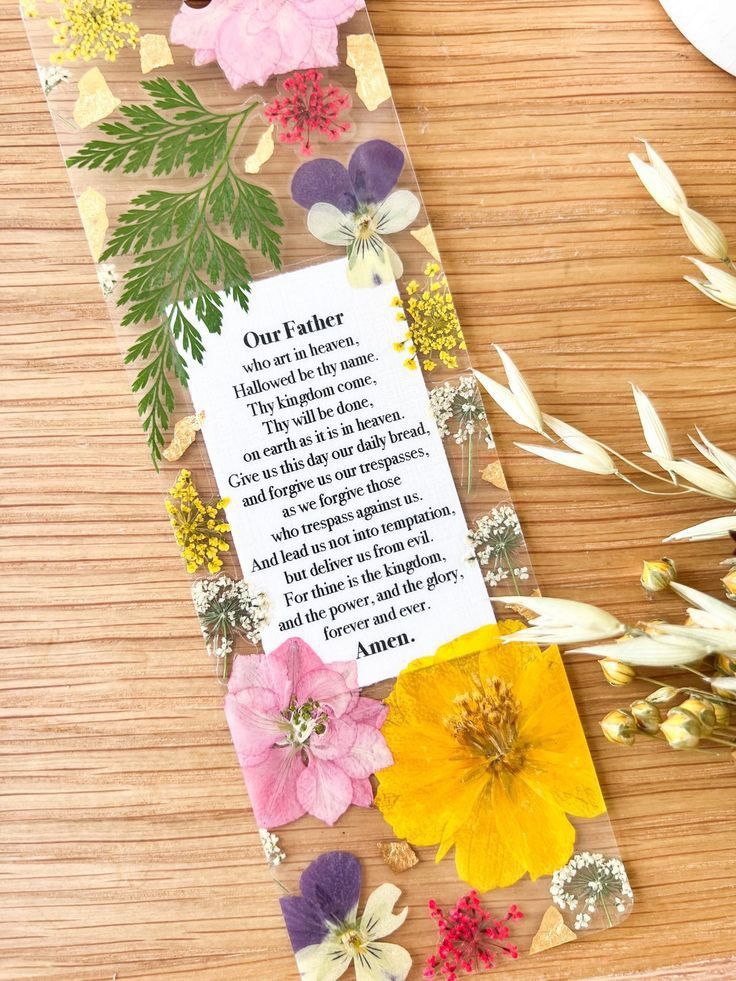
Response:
[375,622,605,892]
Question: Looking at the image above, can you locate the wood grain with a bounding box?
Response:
[2,0,736,978]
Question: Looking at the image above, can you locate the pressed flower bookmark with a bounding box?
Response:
[21,0,632,976]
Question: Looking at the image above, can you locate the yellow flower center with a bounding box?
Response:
[336,926,366,955]
[447,677,524,771]
[355,210,377,241]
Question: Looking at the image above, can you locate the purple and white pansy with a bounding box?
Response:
[291,140,421,288]
[280,851,412,980]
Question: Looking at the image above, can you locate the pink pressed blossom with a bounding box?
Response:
[224,638,391,828]
[170,0,366,90]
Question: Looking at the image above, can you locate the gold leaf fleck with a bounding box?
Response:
[244,125,275,175]
[377,840,418,874]
[481,461,507,491]
[346,34,390,112]
[410,224,441,262]
[78,187,108,262]
[73,68,120,129]
[140,34,174,75]
[163,411,206,463]
[530,906,577,955]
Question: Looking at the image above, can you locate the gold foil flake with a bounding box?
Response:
[73,68,120,129]
[377,840,418,874]
[244,125,275,175]
[78,187,108,261]
[411,224,441,262]
[346,34,390,112]
[140,34,174,74]
[530,906,577,955]
[162,411,206,463]
[481,461,507,491]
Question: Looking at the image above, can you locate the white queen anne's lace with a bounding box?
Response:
[550,852,633,931]
[192,575,270,663]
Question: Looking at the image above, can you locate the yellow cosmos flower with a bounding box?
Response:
[375,621,605,892]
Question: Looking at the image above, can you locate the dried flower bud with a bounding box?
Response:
[679,207,730,262]
[646,685,679,705]
[713,701,731,728]
[715,653,736,677]
[600,709,637,746]
[640,558,676,593]
[630,699,661,734]
[660,707,703,750]
[678,697,716,735]
[599,658,636,687]
[722,568,736,601]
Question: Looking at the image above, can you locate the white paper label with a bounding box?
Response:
[181,258,494,684]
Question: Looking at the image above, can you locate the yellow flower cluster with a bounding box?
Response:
[166,469,231,575]
[49,0,139,64]
[394,263,466,372]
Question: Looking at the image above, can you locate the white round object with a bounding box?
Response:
[659,0,736,76]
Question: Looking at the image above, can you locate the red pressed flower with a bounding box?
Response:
[264,69,351,157]
[424,892,523,979]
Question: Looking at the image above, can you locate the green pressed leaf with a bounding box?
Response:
[69,78,282,467]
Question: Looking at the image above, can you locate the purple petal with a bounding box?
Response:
[300,851,361,926]
[292,158,357,212]
[280,894,330,953]
[348,140,406,205]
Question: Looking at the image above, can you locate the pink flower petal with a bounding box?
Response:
[224,688,281,765]
[349,694,388,728]
[227,652,264,695]
[310,717,357,761]
[350,777,374,808]
[339,722,393,779]
[265,638,324,704]
[247,748,306,828]
[295,667,353,717]
[296,758,353,825]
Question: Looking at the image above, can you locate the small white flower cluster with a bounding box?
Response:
[428,376,493,447]
[192,575,270,659]
[259,828,285,867]
[97,263,118,298]
[37,63,70,96]
[550,852,633,931]
[467,505,528,591]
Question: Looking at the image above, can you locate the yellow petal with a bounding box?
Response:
[452,783,526,891]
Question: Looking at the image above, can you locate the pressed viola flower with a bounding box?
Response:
[291,140,420,288]
[264,69,351,157]
[281,851,411,981]
[170,0,365,89]
[165,469,230,575]
[424,892,522,979]
[225,638,391,828]
[375,622,606,892]
[49,0,139,64]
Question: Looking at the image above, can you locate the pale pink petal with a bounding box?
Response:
[296,667,353,717]
[170,0,236,52]
[227,653,264,695]
[350,777,374,808]
[340,722,393,779]
[224,688,281,765]
[310,717,357,761]
[348,695,388,728]
[327,660,360,715]
[265,638,324,704]
[297,758,353,825]
[245,748,306,828]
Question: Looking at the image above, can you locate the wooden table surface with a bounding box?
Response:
[2,0,736,978]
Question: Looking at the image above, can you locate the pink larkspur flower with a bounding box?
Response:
[224,637,391,828]
[170,0,366,90]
